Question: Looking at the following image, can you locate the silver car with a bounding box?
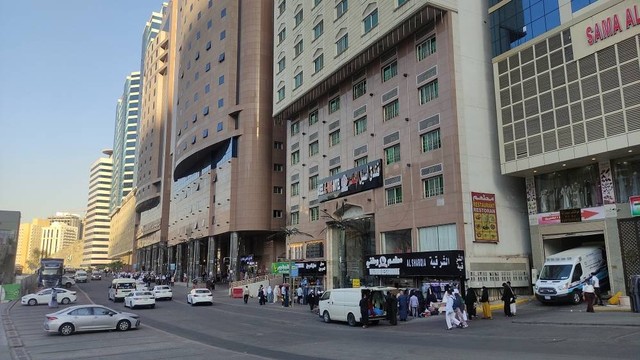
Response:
[44,305,140,336]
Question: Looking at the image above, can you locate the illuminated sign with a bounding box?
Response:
[317,159,383,202]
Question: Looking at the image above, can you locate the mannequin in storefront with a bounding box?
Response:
[561,185,572,209]
[572,182,583,208]
[540,189,549,213]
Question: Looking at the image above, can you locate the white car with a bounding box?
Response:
[187,288,213,306]
[124,291,156,309]
[152,285,173,300]
[44,305,140,336]
[22,288,77,306]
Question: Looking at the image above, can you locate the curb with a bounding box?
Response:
[513,320,640,327]
[1,300,32,360]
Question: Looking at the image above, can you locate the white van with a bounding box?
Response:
[318,287,396,326]
[74,270,88,283]
[534,246,607,304]
[108,278,138,302]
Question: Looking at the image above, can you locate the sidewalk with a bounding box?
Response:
[1,301,21,360]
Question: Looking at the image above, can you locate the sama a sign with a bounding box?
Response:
[317,159,383,202]
[365,250,465,278]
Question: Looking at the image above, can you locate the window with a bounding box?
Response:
[309,175,319,190]
[419,80,439,105]
[397,0,409,7]
[363,9,378,34]
[291,182,300,196]
[309,110,318,126]
[313,54,324,73]
[291,150,300,165]
[421,129,441,152]
[355,156,368,167]
[221,8,226,18]
[278,28,286,44]
[220,30,226,40]
[384,144,401,164]
[336,34,349,55]
[205,62,211,72]
[353,79,366,100]
[417,36,436,61]
[383,99,399,121]
[329,166,341,175]
[290,121,300,135]
[274,186,284,194]
[294,9,303,27]
[203,106,210,116]
[273,210,283,218]
[218,75,225,85]
[310,207,320,221]
[381,229,412,253]
[314,0,323,7]
[291,211,300,225]
[196,31,201,40]
[382,61,398,82]
[218,98,224,108]
[274,164,284,172]
[274,141,284,149]
[336,0,348,19]
[329,129,341,147]
[328,96,340,114]
[309,141,319,156]
[202,129,209,138]
[207,19,212,29]
[423,174,444,197]
[218,52,225,62]
[205,83,210,93]
[386,186,403,205]
[313,21,324,40]
[278,57,286,73]
[294,40,304,57]
[277,86,285,101]
[278,0,286,16]
[418,223,457,251]
[294,71,303,89]
[354,116,367,135]
[206,41,211,50]
[290,244,303,260]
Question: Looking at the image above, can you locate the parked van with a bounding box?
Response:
[108,278,137,302]
[534,246,607,304]
[74,270,88,283]
[318,287,396,326]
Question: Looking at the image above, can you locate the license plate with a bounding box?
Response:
[544,296,551,300]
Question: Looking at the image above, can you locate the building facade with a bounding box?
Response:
[273,0,531,290]
[47,213,83,239]
[165,0,286,282]
[109,190,137,267]
[490,0,640,295]
[41,222,79,257]
[82,150,113,267]
[0,210,21,284]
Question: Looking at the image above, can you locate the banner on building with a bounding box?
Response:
[365,250,465,278]
[317,159,383,202]
[471,192,499,242]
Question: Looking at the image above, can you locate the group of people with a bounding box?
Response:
[582,272,604,313]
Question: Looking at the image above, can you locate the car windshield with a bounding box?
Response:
[195,290,210,294]
[137,292,153,296]
[539,264,573,280]
[115,282,136,289]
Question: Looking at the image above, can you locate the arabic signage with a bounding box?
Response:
[570,0,640,60]
[537,206,605,225]
[365,250,465,278]
[631,195,640,217]
[471,192,499,242]
[271,262,291,274]
[271,261,327,276]
[560,208,582,223]
[317,159,383,202]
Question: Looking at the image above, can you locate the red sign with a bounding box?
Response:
[586,4,640,45]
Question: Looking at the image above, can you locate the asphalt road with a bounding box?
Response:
[6,279,640,360]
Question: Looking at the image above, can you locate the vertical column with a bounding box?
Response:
[207,236,216,280]
[187,241,194,280]
[230,232,238,282]
[194,240,201,279]
[176,245,182,281]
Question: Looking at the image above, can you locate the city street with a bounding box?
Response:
[2,279,639,360]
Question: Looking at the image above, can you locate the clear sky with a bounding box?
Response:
[0,0,166,223]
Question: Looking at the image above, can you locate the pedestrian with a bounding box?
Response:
[590,272,603,306]
[243,285,250,304]
[274,285,281,304]
[398,290,409,321]
[386,291,398,325]
[583,278,596,313]
[507,281,517,316]
[307,290,317,311]
[409,291,419,318]
[266,285,273,303]
[283,285,290,307]
[480,286,492,319]
[501,283,514,317]
[465,287,478,319]
[258,285,266,305]
[359,292,369,328]
[296,285,303,304]
[444,288,461,330]
[453,289,469,328]
[48,288,58,308]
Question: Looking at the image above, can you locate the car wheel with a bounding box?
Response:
[116,320,131,331]
[347,313,357,327]
[59,323,74,336]
[61,298,70,305]
[322,311,331,323]
[65,283,72,288]
[28,299,37,306]
[572,291,582,305]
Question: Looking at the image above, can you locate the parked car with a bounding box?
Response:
[152,285,173,300]
[43,305,140,336]
[124,291,156,309]
[74,270,88,283]
[91,272,102,280]
[187,288,213,306]
[22,288,77,306]
[318,287,397,327]
[61,276,75,288]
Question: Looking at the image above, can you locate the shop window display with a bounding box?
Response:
[535,165,601,213]
[613,156,640,203]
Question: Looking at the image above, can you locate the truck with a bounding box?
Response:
[534,246,608,305]
[38,258,64,288]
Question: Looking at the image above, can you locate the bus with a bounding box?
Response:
[38,258,64,288]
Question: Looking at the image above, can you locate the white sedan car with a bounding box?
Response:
[124,291,156,309]
[152,285,173,300]
[187,288,213,306]
[22,288,77,306]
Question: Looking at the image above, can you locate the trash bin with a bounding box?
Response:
[630,275,640,313]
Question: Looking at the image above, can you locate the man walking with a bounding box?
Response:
[591,273,603,306]
[359,292,370,328]
[243,285,250,304]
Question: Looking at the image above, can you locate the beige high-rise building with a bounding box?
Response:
[15,223,31,270]
[18,218,51,272]
[82,150,113,267]
[47,213,83,240]
[41,222,79,257]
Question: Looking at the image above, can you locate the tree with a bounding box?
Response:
[108,260,124,273]
[25,248,45,273]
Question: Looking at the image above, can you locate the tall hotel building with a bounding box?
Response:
[490,0,640,296]
[41,222,79,257]
[273,0,530,290]
[163,0,285,281]
[82,150,113,267]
